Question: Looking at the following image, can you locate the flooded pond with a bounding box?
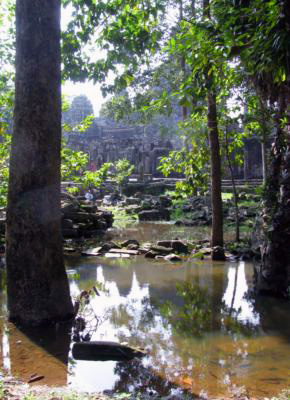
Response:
[0,222,289,398]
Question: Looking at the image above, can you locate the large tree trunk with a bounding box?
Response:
[207,91,223,247]
[256,98,290,297]
[6,0,74,325]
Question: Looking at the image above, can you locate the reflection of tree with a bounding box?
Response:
[158,280,258,338]
[250,294,290,341]
[159,282,212,337]
[221,303,258,336]
[108,296,156,341]
[112,358,196,398]
[102,264,133,297]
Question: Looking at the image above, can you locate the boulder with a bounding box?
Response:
[164,253,182,262]
[61,202,77,216]
[144,250,159,259]
[140,200,152,210]
[101,242,121,252]
[127,244,139,251]
[105,253,130,258]
[212,246,226,261]
[81,247,102,256]
[80,204,98,213]
[62,219,74,229]
[72,341,146,362]
[64,212,91,223]
[150,245,173,255]
[138,208,170,221]
[121,239,140,247]
[157,240,188,254]
[125,197,141,206]
[171,240,189,254]
[156,240,172,248]
[109,248,139,255]
[159,195,172,208]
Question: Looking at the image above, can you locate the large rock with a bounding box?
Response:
[125,197,141,206]
[121,239,140,247]
[62,219,74,229]
[150,245,173,255]
[101,242,121,252]
[157,240,189,254]
[159,195,172,208]
[212,246,226,261]
[72,341,146,362]
[144,250,159,258]
[138,208,170,221]
[80,204,98,213]
[63,212,92,223]
[61,194,113,239]
[164,253,182,262]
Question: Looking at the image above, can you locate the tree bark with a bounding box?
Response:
[6,0,74,325]
[225,127,240,242]
[207,92,224,247]
[256,96,290,297]
[258,98,269,184]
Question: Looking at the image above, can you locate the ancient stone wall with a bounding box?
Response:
[63,95,266,180]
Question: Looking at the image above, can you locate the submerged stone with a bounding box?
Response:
[212,246,226,261]
[104,253,130,258]
[81,247,102,256]
[164,253,182,262]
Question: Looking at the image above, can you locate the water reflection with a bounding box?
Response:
[223,263,259,325]
[66,258,290,397]
[0,252,289,397]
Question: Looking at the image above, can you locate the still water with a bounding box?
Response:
[0,223,289,398]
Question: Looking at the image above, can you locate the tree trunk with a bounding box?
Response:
[225,127,240,242]
[207,91,223,247]
[6,0,74,325]
[179,0,188,123]
[256,96,290,297]
[258,98,269,184]
[261,138,267,184]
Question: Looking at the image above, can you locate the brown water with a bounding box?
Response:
[0,223,289,399]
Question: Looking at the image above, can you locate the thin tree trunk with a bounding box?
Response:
[258,98,268,183]
[179,0,188,123]
[225,128,240,242]
[208,91,224,247]
[229,264,239,317]
[261,138,267,184]
[202,0,223,250]
[6,0,74,325]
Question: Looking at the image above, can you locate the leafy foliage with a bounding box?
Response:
[110,158,135,189]
[62,0,165,92]
[159,282,212,337]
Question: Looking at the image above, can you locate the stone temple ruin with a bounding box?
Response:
[63,95,176,177]
[66,126,174,177]
[63,95,265,181]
